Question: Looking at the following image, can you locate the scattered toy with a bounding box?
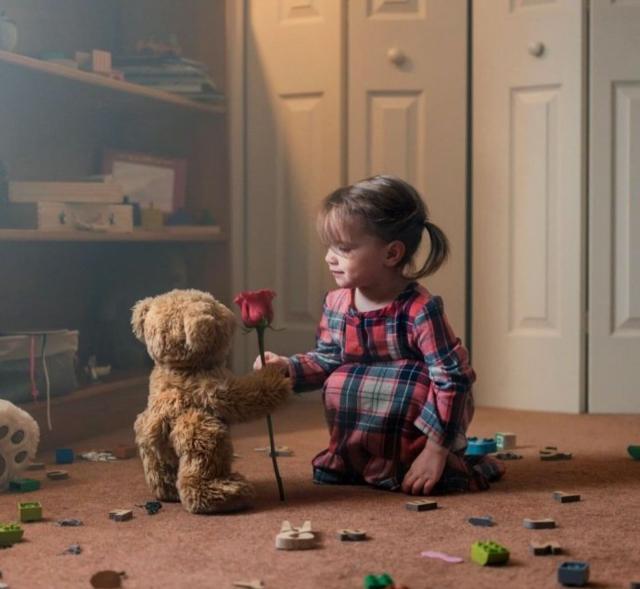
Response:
[465,437,497,456]
[233,581,264,589]
[55,448,74,464]
[337,529,367,541]
[254,445,293,457]
[627,445,640,460]
[558,561,589,587]
[62,543,82,555]
[529,540,562,556]
[406,499,438,512]
[0,582,7,589]
[46,470,69,480]
[553,491,581,503]
[57,519,83,527]
[26,462,45,471]
[495,451,523,460]
[80,451,116,462]
[9,478,40,492]
[470,541,509,566]
[109,509,133,522]
[420,550,464,564]
[90,570,126,589]
[112,445,137,460]
[363,573,394,589]
[495,432,516,450]
[468,516,494,527]
[539,447,572,461]
[19,501,42,522]
[0,523,24,547]
[137,501,162,515]
[523,518,556,529]
[275,520,317,550]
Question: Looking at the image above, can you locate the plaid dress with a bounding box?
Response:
[288,282,504,493]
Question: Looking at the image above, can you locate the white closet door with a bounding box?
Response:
[243,0,343,362]
[589,2,640,413]
[473,0,586,411]
[348,0,468,335]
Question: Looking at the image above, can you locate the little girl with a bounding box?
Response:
[256,175,504,495]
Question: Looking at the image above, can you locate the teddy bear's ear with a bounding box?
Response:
[131,297,153,342]
[184,303,235,355]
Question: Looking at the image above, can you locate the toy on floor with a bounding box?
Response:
[26,461,45,471]
[523,518,556,529]
[337,528,367,541]
[254,445,293,457]
[62,543,82,555]
[495,432,516,450]
[131,289,291,514]
[0,523,23,547]
[55,448,74,464]
[558,561,589,586]
[465,437,497,456]
[0,399,40,491]
[627,445,640,460]
[470,541,509,566]
[233,581,264,589]
[420,550,464,564]
[90,570,126,588]
[18,501,42,522]
[553,491,581,503]
[9,478,39,492]
[57,518,83,526]
[363,573,408,589]
[468,515,494,527]
[406,499,438,511]
[138,501,162,515]
[529,540,562,555]
[495,451,523,460]
[46,470,69,480]
[539,446,573,461]
[109,509,133,522]
[275,520,317,550]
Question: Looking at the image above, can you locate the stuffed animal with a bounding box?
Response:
[0,400,40,490]
[131,289,291,514]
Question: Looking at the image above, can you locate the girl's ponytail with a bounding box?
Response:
[407,220,450,280]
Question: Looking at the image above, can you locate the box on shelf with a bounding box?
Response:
[0,202,133,232]
[0,331,79,404]
[8,180,125,204]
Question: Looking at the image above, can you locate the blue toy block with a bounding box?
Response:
[468,515,494,527]
[558,561,590,587]
[465,437,497,456]
[55,448,74,464]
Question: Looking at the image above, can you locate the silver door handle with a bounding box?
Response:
[528,42,545,57]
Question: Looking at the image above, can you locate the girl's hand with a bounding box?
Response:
[401,441,448,496]
[253,351,289,374]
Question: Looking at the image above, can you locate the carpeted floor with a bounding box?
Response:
[1,392,639,589]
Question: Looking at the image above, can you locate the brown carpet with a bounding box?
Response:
[1,392,639,589]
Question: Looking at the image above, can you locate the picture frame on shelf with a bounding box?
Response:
[102,150,186,213]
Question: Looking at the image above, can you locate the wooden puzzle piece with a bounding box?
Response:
[233,581,264,589]
[336,528,367,541]
[109,509,133,522]
[275,520,316,550]
[254,445,293,457]
[529,540,562,556]
[553,491,581,503]
[523,518,556,529]
[406,499,438,512]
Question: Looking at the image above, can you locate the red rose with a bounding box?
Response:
[234,289,276,328]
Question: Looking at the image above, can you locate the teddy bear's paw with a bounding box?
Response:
[179,474,255,515]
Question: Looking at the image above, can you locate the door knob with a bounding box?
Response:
[387,47,406,66]
[528,41,545,57]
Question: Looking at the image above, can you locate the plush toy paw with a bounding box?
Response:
[178,472,254,515]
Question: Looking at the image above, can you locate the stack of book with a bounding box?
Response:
[114,56,224,103]
[0,178,133,232]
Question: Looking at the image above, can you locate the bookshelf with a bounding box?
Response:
[0,1,230,438]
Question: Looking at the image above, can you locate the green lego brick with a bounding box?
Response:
[628,445,640,460]
[0,523,24,546]
[19,501,43,522]
[363,573,394,589]
[471,540,510,566]
[9,478,40,492]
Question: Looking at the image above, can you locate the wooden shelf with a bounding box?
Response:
[0,50,225,115]
[0,225,225,242]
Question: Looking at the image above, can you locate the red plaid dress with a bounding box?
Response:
[288,282,504,493]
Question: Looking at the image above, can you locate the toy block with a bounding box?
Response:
[337,528,367,541]
[91,49,112,74]
[541,451,573,461]
[558,561,590,586]
[363,573,394,589]
[523,518,556,529]
[627,445,640,460]
[138,501,162,515]
[468,515,494,527]
[9,478,40,492]
[0,523,24,546]
[233,581,264,589]
[470,541,509,566]
[495,451,523,460]
[19,501,42,522]
[140,205,164,230]
[112,445,137,460]
[254,445,294,457]
[529,540,562,556]
[495,432,516,450]
[420,550,464,563]
[57,518,83,527]
[553,491,581,503]
[406,499,438,512]
[109,509,133,522]
[55,448,74,464]
[276,520,317,550]
[26,461,46,471]
[47,470,69,480]
[62,543,82,555]
[465,437,497,456]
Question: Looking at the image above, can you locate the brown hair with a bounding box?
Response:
[317,175,449,279]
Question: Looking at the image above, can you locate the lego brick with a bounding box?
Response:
[363,573,394,589]
[337,529,367,541]
[138,501,162,515]
[523,518,556,529]
[19,501,43,522]
[465,437,497,456]
[495,451,523,460]
[558,561,589,586]
[109,509,133,522]
[0,523,24,546]
[406,499,438,512]
[468,516,494,527]
[529,540,562,556]
[495,432,516,450]
[26,462,46,471]
[627,445,640,460]
[275,521,317,550]
[47,470,69,480]
[112,445,137,460]
[9,478,40,492]
[470,541,509,566]
[553,491,581,503]
[55,448,75,464]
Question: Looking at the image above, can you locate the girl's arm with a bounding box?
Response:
[412,296,475,450]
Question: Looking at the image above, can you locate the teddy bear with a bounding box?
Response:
[131,289,291,514]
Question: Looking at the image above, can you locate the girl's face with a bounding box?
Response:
[324,222,391,289]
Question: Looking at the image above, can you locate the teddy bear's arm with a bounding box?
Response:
[216,365,291,423]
